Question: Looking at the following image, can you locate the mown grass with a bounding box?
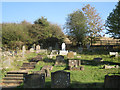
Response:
[2,50,120,88]
[31,50,120,88]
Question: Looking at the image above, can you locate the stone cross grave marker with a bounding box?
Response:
[24,73,45,88]
[51,70,70,88]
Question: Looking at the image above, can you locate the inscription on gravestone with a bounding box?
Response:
[51,70,70,88]
[24,73,45,88]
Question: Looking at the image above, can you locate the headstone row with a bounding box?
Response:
[23,70,70,88]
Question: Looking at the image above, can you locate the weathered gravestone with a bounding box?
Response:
[69,60,81,67]
[55,55,66,66]
[51,70,70,88]
[103,65,119,69]
[22,45,26,57]
[59,50,68,55]
[67,52,74,59]
[30,48,34,52]
[39,49,47,54]
[78,47,83,53]
[24,72,45,88]
[51,50,58,55]
[104,75,120,88]
[109,52,118,57]
[93,58,103,62]
[41,65,53,71]
[30,55,43,62]
[56,55,64,61]
[68,60,83,70]
[36,45,40,51]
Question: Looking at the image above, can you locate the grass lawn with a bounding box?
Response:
[30,50,120,88]
[1,50,120,88]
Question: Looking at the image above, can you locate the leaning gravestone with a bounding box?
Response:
[51,70,70,88]
[24,73,45,88]
[67,52,74,59]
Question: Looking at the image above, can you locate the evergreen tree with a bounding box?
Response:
[105,1,120,38]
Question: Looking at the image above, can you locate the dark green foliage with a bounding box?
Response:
[2,22,32,49]
[65,10,88,46]
[105,1,120,38]
[29,17,65,48]
[2,17,65,49]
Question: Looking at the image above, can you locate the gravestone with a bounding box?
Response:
[59,50,68,55]
[51,50,58,55]
[93,58,103,62]
[51,70,70,88]
[67,52,74,59]
[41,65,53,71]
[109,52,118,57]
[103,65,119,69]
[104,75,120,88]
[30,48,34,52]
[55,55,66,66]
[68,60,81,67]
[47,55,56,59]
[68,60,82,70]
[22,45,26,57]
[24,73,45,88]
[36,45,40,51]
[76,56,81,58]
[36,45,41,53]
[56,55,64,61]
[33,44,36,50]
